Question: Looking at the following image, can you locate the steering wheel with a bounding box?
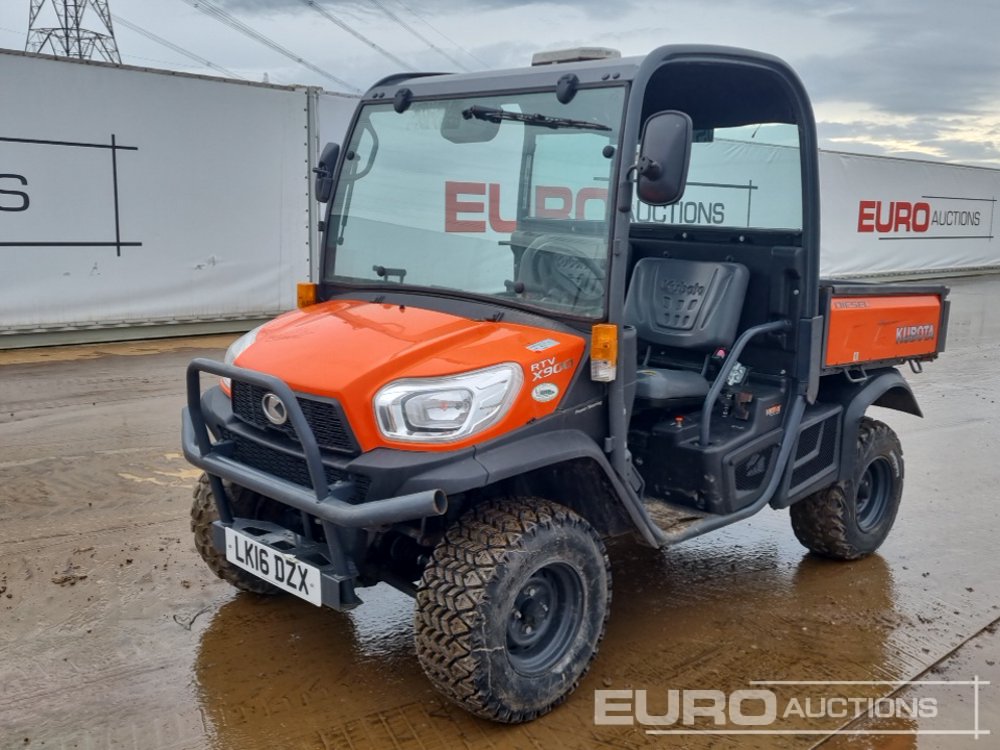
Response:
[517,235,606,310]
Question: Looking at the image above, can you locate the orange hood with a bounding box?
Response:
[234,299,585,451]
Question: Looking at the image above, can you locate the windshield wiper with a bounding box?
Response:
[462,105,611,132]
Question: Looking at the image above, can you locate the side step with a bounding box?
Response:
[642,497,713,538]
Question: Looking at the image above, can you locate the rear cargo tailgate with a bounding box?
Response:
[820,281,950,371]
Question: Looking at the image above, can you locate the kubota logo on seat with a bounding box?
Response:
[261,392,288,425]
[661,279,705,296]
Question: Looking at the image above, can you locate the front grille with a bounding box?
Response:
[231,381,357,454]
[220,429,369,500]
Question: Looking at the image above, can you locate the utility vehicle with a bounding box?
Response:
[182,45,949,722]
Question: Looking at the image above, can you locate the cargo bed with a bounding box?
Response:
[819,279,950,373]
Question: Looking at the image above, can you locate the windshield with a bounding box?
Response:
[323,87,625,318]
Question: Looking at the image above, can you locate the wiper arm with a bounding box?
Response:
[462,105,611,132]
[373,264,407,283]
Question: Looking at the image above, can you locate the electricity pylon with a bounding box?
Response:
[25,0,122,64]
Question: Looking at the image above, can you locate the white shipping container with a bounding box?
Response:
[0,49,355,344]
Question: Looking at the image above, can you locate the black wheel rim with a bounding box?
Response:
[856,456,893,532]
[506,562,584,676]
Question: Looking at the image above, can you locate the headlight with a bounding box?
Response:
[220,325,262,390]
[374,363,523,443]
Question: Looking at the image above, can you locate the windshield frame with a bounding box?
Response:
[319,83,629,324]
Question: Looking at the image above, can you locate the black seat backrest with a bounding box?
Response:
[624,257,750,351]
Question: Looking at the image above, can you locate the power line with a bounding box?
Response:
[365,0,469,71]
[296,0,414,71]
[113,15,247,79]
[390,0,488,68]
[177,0,360,92]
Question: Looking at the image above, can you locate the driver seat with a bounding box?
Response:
[624,257,750,407]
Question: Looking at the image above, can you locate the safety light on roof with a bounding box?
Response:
[531,47,621,66]
[590,324,618,382]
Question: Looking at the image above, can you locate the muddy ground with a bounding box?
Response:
[1,276,999,749]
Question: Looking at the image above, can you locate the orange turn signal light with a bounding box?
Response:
[297,282,318,309]
[590,323,618,382]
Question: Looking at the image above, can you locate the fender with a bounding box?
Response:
[390,428,612,498]
[472,428,660,545]
[395,420,659,545]
[825,368,921,482]
[394,426,656,544]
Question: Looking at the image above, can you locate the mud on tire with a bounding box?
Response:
[414,498,611,723]
[790,418,904,560]
[191,473,282,595]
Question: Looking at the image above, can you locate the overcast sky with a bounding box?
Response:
[2,0,998,166]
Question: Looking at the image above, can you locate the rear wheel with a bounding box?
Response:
[191,473,282,595]
[790,418,903,560]
[415,498,611,723]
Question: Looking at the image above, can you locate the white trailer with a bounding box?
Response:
[631,137,999,278]
[818,150,998,278]
[0,49,356,347]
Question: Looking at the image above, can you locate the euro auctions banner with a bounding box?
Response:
[818,151,999,277]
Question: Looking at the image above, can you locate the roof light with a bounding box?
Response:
[531,47,621,66]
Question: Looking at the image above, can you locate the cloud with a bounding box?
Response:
[9,0,996,163]
[219,0,630,15]
[761,0,1000,116]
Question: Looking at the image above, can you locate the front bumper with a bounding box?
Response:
[182,357,451,609]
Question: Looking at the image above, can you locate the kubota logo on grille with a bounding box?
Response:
[261,392,288,425]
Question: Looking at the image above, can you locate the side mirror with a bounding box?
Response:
[636,110,692,206]
[313,141,340,203]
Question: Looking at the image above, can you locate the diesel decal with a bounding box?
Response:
[896,324,935,343]
[833,299,869,309]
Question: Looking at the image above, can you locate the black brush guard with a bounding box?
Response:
[181,358,448,609]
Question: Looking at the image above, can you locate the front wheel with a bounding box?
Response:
[191,473,282,595]
[790,418,904,560]
[415,498,611,723]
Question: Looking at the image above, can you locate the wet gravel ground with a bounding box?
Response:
[1,275,998,749]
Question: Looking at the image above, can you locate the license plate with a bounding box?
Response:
[225,527,322,606]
